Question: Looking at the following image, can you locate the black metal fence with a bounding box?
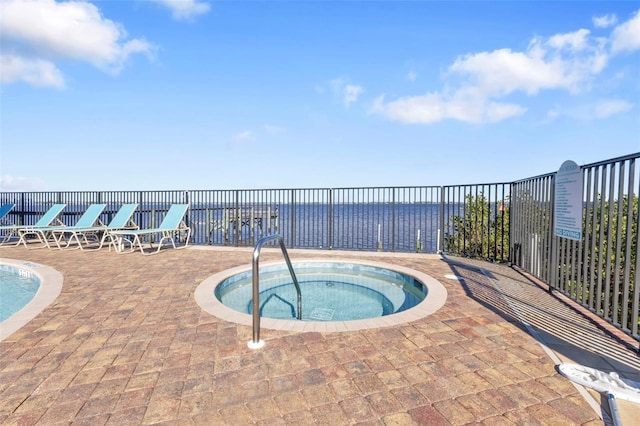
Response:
[1,152,638,342]
[1,187,447,253]
[510,153,639,341]
[441,183,511,262]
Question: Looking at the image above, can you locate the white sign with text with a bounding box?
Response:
[554,160,583,241]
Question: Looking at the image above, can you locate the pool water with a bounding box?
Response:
[215,262,426,321]
[0,265,41,322]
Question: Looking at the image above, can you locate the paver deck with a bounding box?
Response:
[1,245,638,425]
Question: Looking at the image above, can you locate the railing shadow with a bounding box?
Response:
[441,256,640,381]
[257,293,297,319]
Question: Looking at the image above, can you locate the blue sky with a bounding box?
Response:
[1,0,639,192]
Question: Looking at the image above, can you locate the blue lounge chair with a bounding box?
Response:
[0,203,15,223]
[109,204,191,255]
[18,204,105,249]
[0,203,16,244]
[54,203,139,250]
[0,204,66,247]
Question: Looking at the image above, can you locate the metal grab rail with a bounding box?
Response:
[250,234,301,349]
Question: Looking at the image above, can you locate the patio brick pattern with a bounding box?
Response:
[1,245,637,425]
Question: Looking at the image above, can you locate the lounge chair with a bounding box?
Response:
[0,204,66,247]
[0,203,15,223]
[54,203,139,250]
[18,204,105,249]
[0,203,16,244]
[109,204,191,255]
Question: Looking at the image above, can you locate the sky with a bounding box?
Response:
[0,0,639,192]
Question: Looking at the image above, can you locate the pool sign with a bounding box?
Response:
[554,160,583,241]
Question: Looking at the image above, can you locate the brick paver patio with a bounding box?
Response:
[1,245,638,425]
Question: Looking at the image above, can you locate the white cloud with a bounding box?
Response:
[593,14,617,29]
[610,10,640,54]
[545,106,561,123]
[343,84,364,107]
[0,53,64,88]
[0,175,46,191]
[547,29,591,52]
[450,32,608,96]
[449,48,565,96]
[592,99,634,118]
[407,71,417,82]
[233,130,254,142]
[0,0,155,87]
[371,93,526,125]
[324,78,364,107]
[149,0,211,21]
[373,10,640,125]
[545,99,633,121]
[230,129,257,150]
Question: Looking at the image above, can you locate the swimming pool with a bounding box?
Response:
[196,259,447,332]
[0,259,63,341]
[0,264,40,322]
[216,262,427,321]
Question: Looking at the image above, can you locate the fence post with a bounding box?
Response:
[391,188,396,252]
[289,189,296,248]
[328,188,333,250]
[438,186,445,254]
[233,190,239,247]
[508,183,514,265]
[184,190,190,233]
[19,192,25,226]
[549,174,557,292]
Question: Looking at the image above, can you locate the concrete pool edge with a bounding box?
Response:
[195,258,448,332]
[0,258,63,342]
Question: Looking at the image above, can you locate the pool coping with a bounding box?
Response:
[0,258,63,342]
[194,257,448,333]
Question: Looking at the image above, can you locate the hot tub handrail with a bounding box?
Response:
[250,234,302,348]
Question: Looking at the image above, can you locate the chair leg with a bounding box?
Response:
[19,230,47,249]
[0,230,18,246]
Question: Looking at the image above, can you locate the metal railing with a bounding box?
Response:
[250,234,301,349]
[440,183,511,263]
[1,187,447,252]
[510,153,639,343]
[1,152,638,344]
